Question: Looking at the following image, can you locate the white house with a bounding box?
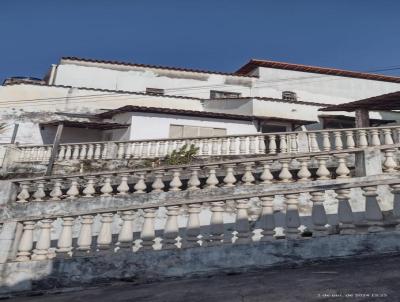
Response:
[1,56,400,144]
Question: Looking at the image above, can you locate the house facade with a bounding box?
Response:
[1,57,400,145]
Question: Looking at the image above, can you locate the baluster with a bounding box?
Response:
[124,143,132,159]
[297,157,311,182]
[72,145,80,160]
[149,142,157,157]
[345,131,355,149]
[151,170,165,192]
[17,181,30,203]
[249,136,256,154]
[57,217,74,254]
[50,179,63,201]
[258,135,266,154]
[141,142,149,158]
[133,142,141,158]
[239,137,247,154]
[211,138,219,155]
[45,147,52,161]
[259,196,275,241]
[134,172,147,193]
[31,147,39,161]
[77,215,94,252]
[169,169,182,191]
[117,173,130,195]
[58,145,66,160]
[202,139,210,155]
[310,191,328,236]
[321,132,331,151]
[117,143,125,159]
[308,133,320,152]
[235,199,250,244]
[383,149,397,172]
[362,186,384,232]
[279,135,288,153]
[118,210,134,249]
[205,165,219,188]
[207,201,225,245]
[79,144,88,160]
[167,141,175,155]
[290,133,298,153]
[86,144,94,160]
[229,137,237,155]
[383,129,394,145]
[140,208,156,251]
[37,147,45,161]
[357,129,368,148]
[335,189,355,234]
[221,138,228,155]
[241,162,255,186]
[268,135,277,154]
[259,160,274,184]
[316,156,331,180]
[188,167,201,190]
[193,139,201,155]
[65,145,72,160]
[33,180,46,201]
[333,131,343,150]
[223,164,237,187]
[32,219,53,260]
[100,176,114,196]
[83,176,96,197]
[97,213,114,250]
[94,143,102,159]
[279,159,292,182]
[335,154,350,178]
[66,178,80,199]
[16,221,36,261]
[158,141,166,157]
[284,194,301,239]
[370,129,381,146]
[184,204,201,247]
[390,184,400,231]
[163,206,180,249]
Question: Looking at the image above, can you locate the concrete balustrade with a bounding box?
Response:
[13,147,379,203]
[9,178,400,263]
[11,125,400,163]
[13,144,400,204]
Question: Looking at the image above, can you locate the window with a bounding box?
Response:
[146,88,165,95]
[169,125,227,138]
[282,91,297,101]
[210,90,241,99]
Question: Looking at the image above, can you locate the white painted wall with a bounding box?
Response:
[109,112,258,140]
[0,84,204,114]
[54,63,253,99]
[254,67,400,104]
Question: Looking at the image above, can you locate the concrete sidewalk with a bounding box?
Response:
[6,255,399,302]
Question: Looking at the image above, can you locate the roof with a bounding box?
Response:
[40,120,129,130]
[320,91,400,112]
[319,114,395,125]
[96,105,316,125]
[235,59,400,83]
[61,56,256,78]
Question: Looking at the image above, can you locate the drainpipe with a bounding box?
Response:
[48,64,58,85]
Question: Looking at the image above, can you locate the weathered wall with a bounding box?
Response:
[2,232,400,294]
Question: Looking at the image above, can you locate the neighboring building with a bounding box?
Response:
[1,56,400,144]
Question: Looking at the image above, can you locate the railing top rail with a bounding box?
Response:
[5,174,400,223]
[13,124,400,148]
[13,144,400,183]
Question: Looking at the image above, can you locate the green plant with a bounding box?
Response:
[164,144,199,165]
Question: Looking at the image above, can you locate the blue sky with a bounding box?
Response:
[1,0,400,82]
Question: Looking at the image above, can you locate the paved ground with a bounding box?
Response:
[6,255,400,302]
